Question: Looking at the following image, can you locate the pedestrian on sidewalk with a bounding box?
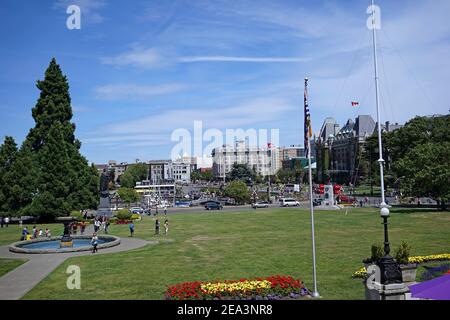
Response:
[129,221,135,237]
[91,232,98,253]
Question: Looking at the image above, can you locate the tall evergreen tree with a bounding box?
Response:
[2,141,37,214]
[0,136,18,213]
[14,58,99,220]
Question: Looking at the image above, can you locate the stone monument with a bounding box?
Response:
[316,184,341,210]
[96,171,112,217]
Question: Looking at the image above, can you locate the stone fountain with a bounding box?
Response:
[56,216,77,248]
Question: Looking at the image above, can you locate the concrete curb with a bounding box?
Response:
[8,235,121,254]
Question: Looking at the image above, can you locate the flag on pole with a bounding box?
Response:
[351,101,359,107]
[304,78,312,156]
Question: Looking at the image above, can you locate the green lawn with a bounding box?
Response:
[0,258,27,277]
[0,223,63,246]
[3,207,448,300]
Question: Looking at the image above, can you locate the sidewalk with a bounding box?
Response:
[0,233,155,300]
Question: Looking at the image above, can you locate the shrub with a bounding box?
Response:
[116,209,132,220]
[70,210,83,220]
[363,243,383,263]
[395,241,411,265]
[131,214,141,220]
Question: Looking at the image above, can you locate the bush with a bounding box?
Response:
[116,209,132,220]
[131,214,141,220]
[70,210,83,220]
[395,241,411,265]
[363,243,383,264]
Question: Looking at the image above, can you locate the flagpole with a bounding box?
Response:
[305,77,319,297]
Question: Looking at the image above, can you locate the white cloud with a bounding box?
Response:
[178,56,310,63]
[101,47,163,68]
[81,96,296,152]
[94,83,186,100]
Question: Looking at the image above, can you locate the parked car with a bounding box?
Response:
[252,201,270,209]
[313,199,322,207]
[280,198,300,207]
[204,201,223,210]
[130,207,144,214]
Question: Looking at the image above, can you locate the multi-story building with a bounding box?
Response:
[172,161,191,183]
[148,160,172,184]
[315,115,402,184]
[211,140,280,178]
[107,160,128,183]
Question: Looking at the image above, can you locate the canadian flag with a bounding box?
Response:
[351,101,359,107]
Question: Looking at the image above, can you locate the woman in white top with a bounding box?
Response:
[91,233,99,253]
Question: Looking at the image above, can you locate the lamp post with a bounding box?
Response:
[377,207,402,284]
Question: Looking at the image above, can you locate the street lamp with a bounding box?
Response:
[377,206,402,284]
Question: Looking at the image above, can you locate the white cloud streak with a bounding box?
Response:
[178,56,310,63]
[94,83,186,100]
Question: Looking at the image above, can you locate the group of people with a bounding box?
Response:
[154,219,169,236]
[93,216,110,234]
[0,216,10,228]
[70,221,87,235]
[21,226,51,240]
[128,218,169,237]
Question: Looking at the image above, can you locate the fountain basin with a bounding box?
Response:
[9,235,121,254]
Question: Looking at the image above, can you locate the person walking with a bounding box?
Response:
[80,222,86,235]
[94,219,101,233]
[21,227,28,241]
[45,228,51,238]
[32,226,37,239]
[4,216,9,228]
[104,219,110,234]
[164,206,167,216]
[0,217,3,228]
[38,229,43,237]
[91,233,98,253]
[129,221,135,237]
[155,219,160,235]
[164,219,169,236]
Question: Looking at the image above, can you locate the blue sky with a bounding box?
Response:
[0,0,449,165]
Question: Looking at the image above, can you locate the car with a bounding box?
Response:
[280,198,300,207]
[204,201,223,210]
[252,201,269,209]
[130,207,144,214]
[313,199,322,207]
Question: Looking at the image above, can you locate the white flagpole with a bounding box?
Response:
[306,77,319,298]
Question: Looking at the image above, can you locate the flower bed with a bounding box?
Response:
[115,220,133,225]
[164,275,310,300]
[352,253,450,278]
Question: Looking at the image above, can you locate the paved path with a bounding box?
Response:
[0,230,156,300]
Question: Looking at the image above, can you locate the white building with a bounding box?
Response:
[172,161,191,183]
[211,140,280,178]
